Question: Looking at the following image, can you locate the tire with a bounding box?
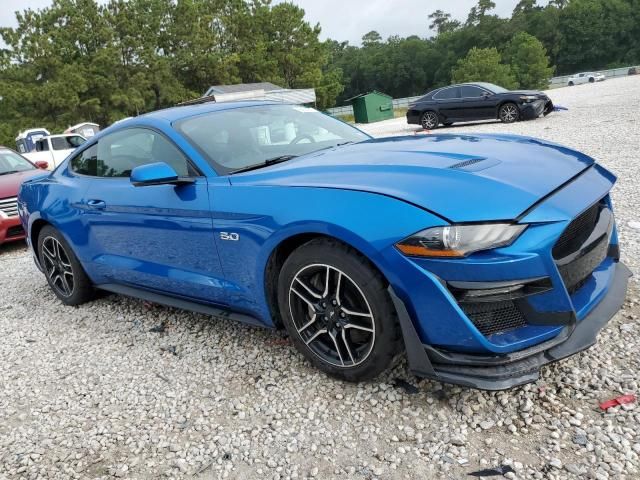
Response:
[498,102,519,123]
[588,77,595,83]
[420,111,439,130]
[38,225,95,305]
[568,81,574,86]
[277,238,401,382]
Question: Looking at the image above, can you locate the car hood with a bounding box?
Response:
[229,134,594,222]
[0,169,46,199]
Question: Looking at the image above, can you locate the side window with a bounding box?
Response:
[460,86,485,98]
[71,128,192,178]
[51,137,71,150]
[70,144,99,176]
[35,140,49,152]
[434,87,460,100]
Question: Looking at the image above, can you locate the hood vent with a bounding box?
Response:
[449,158,486,170]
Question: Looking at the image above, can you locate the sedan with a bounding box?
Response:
[0,147,48,245]
[567,72,606,86]
[406,82,554,130]
[18,102,630,390]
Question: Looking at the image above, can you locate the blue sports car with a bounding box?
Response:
[18,102,630,390]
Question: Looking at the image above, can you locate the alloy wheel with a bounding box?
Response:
[288,264,375,368]
[41,236,74,297]
[500,104,518,123]
[421,111,438,129]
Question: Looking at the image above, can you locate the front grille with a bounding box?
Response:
[6,225,24,238]
[0,197,19,218]
[552,202,601,259]
[461,300,527,336]
[557,234,608,294]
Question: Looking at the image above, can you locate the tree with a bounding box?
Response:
[0,0,342,145]
[505,32,554,89]
[362,31,382,46]
[428,10,460,35]
[451,47,517,89]
[467,0,496,25]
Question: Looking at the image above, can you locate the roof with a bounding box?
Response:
[15,128,50,141]
[66,122,99,130]
[346,91,393,102]
[204,82,281,97]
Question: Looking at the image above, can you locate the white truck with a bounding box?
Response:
[23,134,86,170]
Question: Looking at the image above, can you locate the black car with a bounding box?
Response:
[406,82,554,130]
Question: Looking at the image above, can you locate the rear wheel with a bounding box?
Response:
[499,102,519,123]
[588,77,595,83]
[568,81,574,86]
[420,111,439,130]
[38,225,94,305]
[277,239,401,381]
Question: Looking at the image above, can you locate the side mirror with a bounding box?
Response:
[482,92,491,99]
[130,162,194,187]
[34,160,49,169]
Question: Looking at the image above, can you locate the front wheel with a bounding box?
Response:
[277,239,401,381]
[420,111,439,130]
[499,103,519,123]
[38,225,95,305]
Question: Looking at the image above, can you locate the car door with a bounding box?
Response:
[433,86,463,120]
[34,139,55,166]
[460,85,496,120]
[72,127,227,305]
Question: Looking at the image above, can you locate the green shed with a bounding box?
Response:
[347,91,394,124]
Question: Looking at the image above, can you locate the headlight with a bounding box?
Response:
[520,95,538,102]
[395,223,527,258]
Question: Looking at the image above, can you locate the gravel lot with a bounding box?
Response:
[1,76,639,480]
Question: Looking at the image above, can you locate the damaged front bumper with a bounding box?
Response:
[390,261,631,390]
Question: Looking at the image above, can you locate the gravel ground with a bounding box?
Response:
[1,76,639,480]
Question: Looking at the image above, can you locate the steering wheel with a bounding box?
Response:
[290,134,316,145]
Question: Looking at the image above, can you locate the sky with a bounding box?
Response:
[1,0,522,45]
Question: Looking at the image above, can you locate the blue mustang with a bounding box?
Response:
[18,101,630,390]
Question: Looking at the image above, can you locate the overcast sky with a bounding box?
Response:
[1,0,522,45]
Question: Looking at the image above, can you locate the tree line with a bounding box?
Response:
[1,0,639,147]
[331,0,640,103]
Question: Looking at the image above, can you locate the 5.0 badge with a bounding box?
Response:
[220,232,240,241]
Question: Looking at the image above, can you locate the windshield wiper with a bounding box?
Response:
[0,170,19,176]
[230,155,298,174]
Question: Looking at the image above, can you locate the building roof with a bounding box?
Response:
[204,82,282,97]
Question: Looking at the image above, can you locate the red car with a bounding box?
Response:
[0,147,48,245]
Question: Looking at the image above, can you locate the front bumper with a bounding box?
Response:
[392,262,630,390]
[520,98,554,120]
[0,215,26,245]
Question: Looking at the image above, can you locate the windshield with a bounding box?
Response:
[175,104,370,174]
[475,82,509,94]
[0,149,35,175]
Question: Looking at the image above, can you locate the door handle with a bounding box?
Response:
[86,199,106,210]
